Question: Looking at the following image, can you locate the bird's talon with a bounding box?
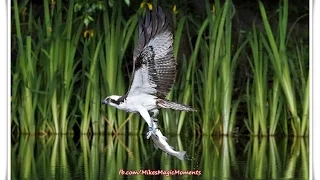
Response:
[146,126,157,139]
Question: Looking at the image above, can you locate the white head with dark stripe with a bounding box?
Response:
[102,95,123,108]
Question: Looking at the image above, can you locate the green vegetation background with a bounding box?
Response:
[11,0,309,136]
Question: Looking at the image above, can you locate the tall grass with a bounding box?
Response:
[11,0,308,136]
[244,0,309,136]
[42,0,83,134]
[162,12,182,134]
[162,11,195,135]
[77,2,139,134]
[246,25,269,136]
[268,77,283,135]
[13,0,36,134]
[80,37,103,134]
[12,0,138,134]
[201,0,231,135]
[100,3,137,133]
[197,0,248,135]
[12,0,83,134]
[256,0,308,136]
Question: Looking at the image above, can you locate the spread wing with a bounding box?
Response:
[126,7,176,99]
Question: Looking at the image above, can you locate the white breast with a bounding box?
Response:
[120,94,157,112]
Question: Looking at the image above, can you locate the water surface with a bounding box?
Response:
[11,135,309,180]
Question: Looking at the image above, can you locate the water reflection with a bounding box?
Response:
[11,135,309,179]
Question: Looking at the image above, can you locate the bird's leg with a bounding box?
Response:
[147,116,160,139]
[147,109,168,142]
[150,109,159,128]
[138,108,156,139]
[148,109,160,139]
[146,126,157,139]
[149,109,169,141]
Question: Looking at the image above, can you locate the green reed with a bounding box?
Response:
[12,0,138,134]
[258,0,308,136]
[43,0,83,134]
[291,38,309,136]
[201,0,228,135]
[268,77,283,135]
[242,137,309,179]
[13,0,36,134]
[80,136,90,179]
[161,10,198,135]
[197,0,247,135]
[77,2,139,134]
[161,13,188,134]
[80,36,103,134]
[59,0,83,134]
[18,136,35,179]
[201,136,239,179]
[127,136,143,180]
[269,137,281,178]
[11,135,309,179]
[12,0,83,134]
[11,1,308,136]
[99,2,139,134]
[244,0,309,136]
[284,137,309,179]
[246,25,269,135]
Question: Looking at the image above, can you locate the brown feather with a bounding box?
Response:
[125,6,176,99]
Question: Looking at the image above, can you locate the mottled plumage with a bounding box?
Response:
[102,6,195,138]
[127,7,176,99]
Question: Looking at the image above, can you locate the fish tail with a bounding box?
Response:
[176,151,186,161]
[157,99,196,112]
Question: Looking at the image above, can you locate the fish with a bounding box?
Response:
[150,121,186,161]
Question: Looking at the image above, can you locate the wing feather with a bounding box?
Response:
[127,6,176,98]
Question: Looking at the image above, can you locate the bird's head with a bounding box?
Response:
[102,95,122,107]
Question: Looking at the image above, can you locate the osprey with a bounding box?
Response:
[102,6,196,138]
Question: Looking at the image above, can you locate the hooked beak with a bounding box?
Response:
[101,99,108,104]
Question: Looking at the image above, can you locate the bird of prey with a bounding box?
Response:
[102,6,196,138]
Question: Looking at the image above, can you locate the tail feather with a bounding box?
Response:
[157,99,196,111]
